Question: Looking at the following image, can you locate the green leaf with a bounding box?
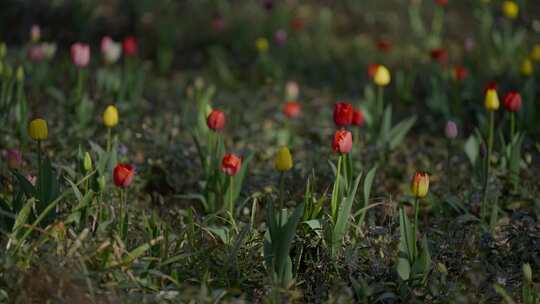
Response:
[363,166,377,208]
[332,171,362,255]
[388,116,416,150]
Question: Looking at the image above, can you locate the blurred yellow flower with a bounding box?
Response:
[502,1,519,19]
[484,88,500,111]
[29,118,48,141]
[255,37,269,53]
[374,65,391,86]
[530,44,540,62]
[103,105,119,128]
[274,147,293,172]
[521,58,533,76]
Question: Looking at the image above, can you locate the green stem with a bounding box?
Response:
[278,172,285,211]
[446,139,451,192]
[412,196,420,261]
[332,155,343,222]
[377,85,384,121]
[37,140,42,175]
[107,128,112,153]
[510,112,515,140]
[76,69,84,103]
[482,111,495,220]
[228,176,234,219]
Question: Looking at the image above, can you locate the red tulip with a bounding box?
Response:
[435,0,448,6]
[352,108,365,127]
[207,109,226,131]
[290,17,305,32]
[367,64,380,79]
[123,36,138,56]
[221,153,241,176]
[453,66,468,81]
[333,102,353,127]
[114,163,135,188]
[376,39,392,52]
[503,91,522,112]
[283,101,301,118]
[484,81,497,93]
[430,48,448,64]
[332,130,353,154]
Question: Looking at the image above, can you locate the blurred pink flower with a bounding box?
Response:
[274,29,287,46]
[6,149,22,170]
[71,42,90,67]
[30,24,41,42]
[101,36,122,64]
[26,174,36,186]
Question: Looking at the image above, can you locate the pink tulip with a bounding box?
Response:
[71,43,90,67]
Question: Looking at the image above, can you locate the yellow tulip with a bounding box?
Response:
[28,118,48,141]
[103,105,119,128]
[485,88,500,111]
[521,58,533,76]
[502,1,519,19]
[530,44,540,62]
[274,147,293,172]
[411,172,429,198]
[374,65,391,86]
[255,37,269,53]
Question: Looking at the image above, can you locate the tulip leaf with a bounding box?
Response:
[388,116,416,150]
[331,171,362,256]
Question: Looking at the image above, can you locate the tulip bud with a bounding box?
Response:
[221,153,242,176]
[453,66,468,81]
[445,120,458,139]
[502,1,519,19]
[285,81,299,100]
[98,175,106,191]
[71,43,90,68]
[531,44,540,62]
[274,29,287,46]
[6,149,22,170]
[352,108,365,127]
[503,91,522,112]
[374,65,391,86]
[283,101,301,118]
[435,0,448,6]
[333,102,353,127]
[206,109,226,131]
[255,37,269,53]
[521,58,533,76]
[26,174,36,186]
[411,172,430,198]
[30,24,41,43]
[16,66,24,82]
[122,36,138,56]
[523,263,532,283]
[28,118,48,141]
[83,152,92,172]
[101,36,122,64]
[113,163,135,188]
[332,130,353,154]
[430,48,448,64]
[274,147,293,171]
[479,142,486,159]
[484,88,500,111]
[103,105,119,128]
